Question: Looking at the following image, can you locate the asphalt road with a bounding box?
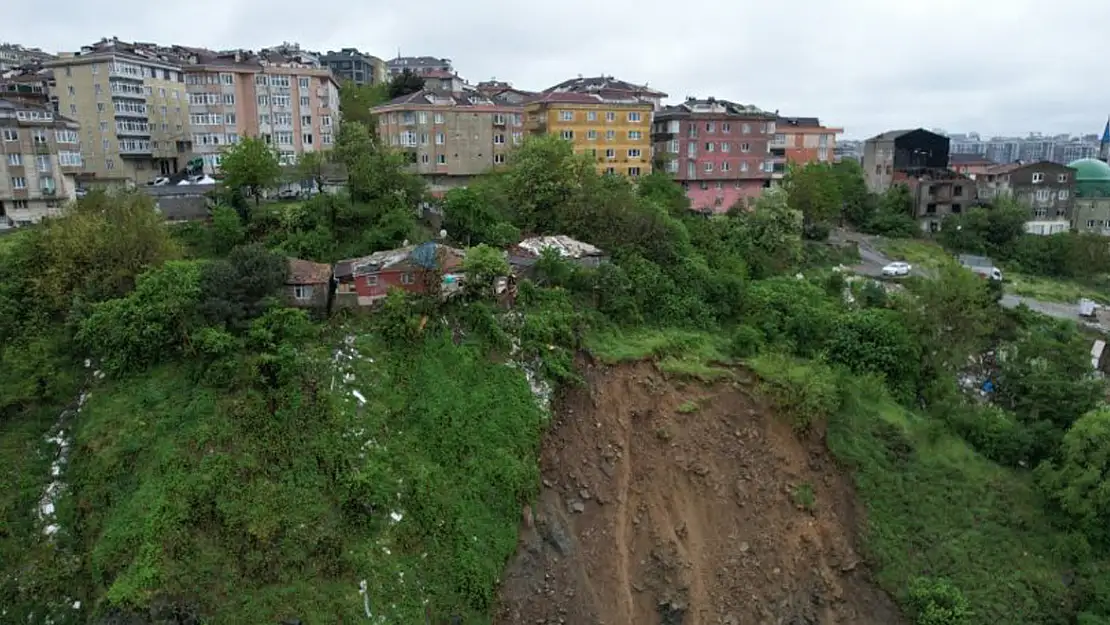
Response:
[829,229,1091,325]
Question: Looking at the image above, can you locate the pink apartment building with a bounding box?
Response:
[180,47,339,173]
[651,97,778,213]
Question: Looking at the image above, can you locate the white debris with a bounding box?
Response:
[72,601,81,610]
[389,511,403,523]
[352,389,367,405]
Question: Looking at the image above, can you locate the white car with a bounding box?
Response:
[882,261,912,277]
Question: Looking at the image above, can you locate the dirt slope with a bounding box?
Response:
[495,360,906,625]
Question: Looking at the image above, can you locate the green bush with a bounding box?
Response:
[944,403,1032,467]
[907,577,972,625]
[728,325,764,358]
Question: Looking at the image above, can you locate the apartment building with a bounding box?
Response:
[179,47,340,172]
[387,56,452,77]
[320,48,386,86]
[774,116,842,170]
[862,128,950,193]
[525,76,659,178]
[373,89,524,195]
[0,43,55,72]
[0,97,82,226]
[976,160,1076,235]
[651,97,777,212]
[46,38,190,183]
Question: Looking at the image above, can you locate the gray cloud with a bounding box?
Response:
[4,0,1107,138]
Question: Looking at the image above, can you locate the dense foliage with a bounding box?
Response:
[3,124,1110,625]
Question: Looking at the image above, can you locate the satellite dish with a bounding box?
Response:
[439,229,447,239]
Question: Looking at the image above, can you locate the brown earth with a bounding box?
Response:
[494,359,907,625]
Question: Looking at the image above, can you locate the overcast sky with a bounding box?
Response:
[4,0,1107,139]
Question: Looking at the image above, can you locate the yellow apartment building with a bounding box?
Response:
[525,92,654,177]
[46,38,191,183]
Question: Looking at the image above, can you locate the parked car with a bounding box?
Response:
[882,261,912,277]
[957,254,1003,281]
[149,176,170,186]
[277,188,300,200]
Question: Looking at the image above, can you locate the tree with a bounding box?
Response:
[737,187,803,277]
[637,171,691,216]
[864,183,918,237]
[782,162,842,239]
[1036,408,1110,542]
[296,150,329,193]
[388,69,426,99]
[503,134,596,234]
[219,137,281,208]
[209,205,246,256]
[441,183,519,247]
[197,244,289,331]
[831,160,873,227]
[460,244,510,299]
[76,260,204,375]
[338,80,390,128]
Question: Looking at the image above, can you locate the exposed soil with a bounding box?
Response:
[494,359,906,625]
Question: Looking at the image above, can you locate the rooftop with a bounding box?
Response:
[515,236,605,259]
[287,258,333,284]
[657,97,772,118]
[375,89,520,109]
[544,75,667,99]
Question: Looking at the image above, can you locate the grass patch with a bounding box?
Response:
[877,238,953,270]
[748,353,840,431]
[828,374,1080,625]
[792,483,816,511]
[676,399,700,414]
[586,327,732,381]
[1006,272,1110,305]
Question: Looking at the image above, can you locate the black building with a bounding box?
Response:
[862,128,951,193]
[319,48,385,86]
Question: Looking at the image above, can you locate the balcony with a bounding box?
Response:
[114,106,148,119]
[32,142,50,154]
[119,141,153,156]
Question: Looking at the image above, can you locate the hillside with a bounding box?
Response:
[5,129,1110,625]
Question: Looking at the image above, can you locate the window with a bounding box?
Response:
[628,167,641,176]
[560,130,574,140]
[275,131,294,145]
[70,104,77,115]
[7,153,20,166]
[1031,172,1044,183]
[627,148,641,158]
[605,148,616,159]
[98,103,105,112]
[512,131,523,144]
[1059,189,1070,200]
[418,111,428,124]
[703,162,713,173]
[1,129,16,142]
[273,95,291,107]
[605,130,615,141]
[221,73,234,85]
[605,112,615,122]
[494,133,505,144]
[67,85,75,96]
[587,111,597,121]
[740,162,749,172]
[435,132,445,145]
[401,273,415,285]
[721,162,731,172]
[605,167,616,175]
[560,110,574,121]
[303,133,313,145]
[687,142,697,157]
[223,93,236,105]
[722,123,731,133]
[437,154,447,164]
[953,185,963,197]
[322,133,333,145]
[260,114,271,125]
[301,115,312,127]
[159,88,166,98]
[293,285,313,301]
[36,155,51,172]
[741,123,750,134]
[419,133,428,145]
[11,176,26,189]
[1089,220,1097,228]
[586,130,597,140]
[706,122,715,133]
[1035,188,1051,201]
[106,158,114,170]
[299,77,310,90]
[494,153,506,164]
[627,112,641,122]
[300,96,310,107]
[434,113,444,124]
[321,116,332,127]
[721,142,730,153]
[740,142,750,153]
[1058,173,1068,183]
[704,142,714,152]
[258,95,270,107]
[628,130,642,140]
[32,130,47,144]
[420,153,430,164]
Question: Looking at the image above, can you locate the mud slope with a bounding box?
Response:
[495,361,906,625]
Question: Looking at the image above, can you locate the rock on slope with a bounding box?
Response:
[495,360,906,625]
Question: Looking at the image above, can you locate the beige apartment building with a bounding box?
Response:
[179,48,340,173]
[0,96,82,226]
[46,39,190,183]
[373,89,524,195]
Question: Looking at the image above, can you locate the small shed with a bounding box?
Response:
[286,258,333,313]
[508,235,608,277]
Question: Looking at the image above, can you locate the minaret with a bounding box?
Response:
[1100,117,1110,163]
